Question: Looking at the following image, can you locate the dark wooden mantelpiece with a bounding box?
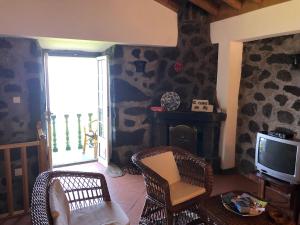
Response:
[148,111,226,173]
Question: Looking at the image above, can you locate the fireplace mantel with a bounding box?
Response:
[148,111,227,173]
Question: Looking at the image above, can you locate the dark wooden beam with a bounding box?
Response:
[251,0,263,3]
[154,0,179,12]
[189,0,219,16]
[222,0,242,10]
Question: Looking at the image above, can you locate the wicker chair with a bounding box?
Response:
[31,170,129,225]
[132,146,213,225]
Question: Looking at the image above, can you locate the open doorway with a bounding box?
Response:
[45,55,110,167]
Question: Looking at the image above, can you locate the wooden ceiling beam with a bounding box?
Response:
[222,0,242,10]
[251,0,263,3]
[189,0,219,16]
[154,0,179,12]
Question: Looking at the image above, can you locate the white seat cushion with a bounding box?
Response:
[141,151,180,185]
[169,181,206,206]
[70,201,130,225]
[49,179,70,225]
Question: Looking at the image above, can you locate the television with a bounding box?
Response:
[255,132,300,184]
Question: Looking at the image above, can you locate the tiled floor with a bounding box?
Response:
[1,162,258,225]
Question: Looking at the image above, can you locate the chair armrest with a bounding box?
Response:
[175,154,213,196]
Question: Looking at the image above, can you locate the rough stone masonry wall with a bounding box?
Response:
[0,37,43,213]
[107,5,218,166]
[236,34,300,173]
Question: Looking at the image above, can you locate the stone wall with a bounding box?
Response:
[0,37,43,213]
[107,5,218,165]
[236,34,300,173]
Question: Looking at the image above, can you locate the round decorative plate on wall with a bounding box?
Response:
[160,92,181,111]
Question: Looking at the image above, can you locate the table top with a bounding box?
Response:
[200,193,293,225]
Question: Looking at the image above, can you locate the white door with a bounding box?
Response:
[97,56,110,167]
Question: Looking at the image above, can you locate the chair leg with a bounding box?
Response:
[93,137,98,159]
[166,210,173,225]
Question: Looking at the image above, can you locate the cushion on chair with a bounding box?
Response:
[70,201,130,225]
[49,179,71,225]
[141,151,180,185]
[169,181,206,206]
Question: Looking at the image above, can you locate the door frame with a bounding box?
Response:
[97,55,111,167]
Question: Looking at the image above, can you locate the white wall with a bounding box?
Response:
[0,0,178,48]
[211,0,300,169]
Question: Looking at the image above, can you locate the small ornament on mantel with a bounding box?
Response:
[174,61,183,73]
[191,99,214,112]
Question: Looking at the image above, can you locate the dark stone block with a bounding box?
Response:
[0,101,8,109]
[124,119,135,127]
[132,48,141,59]
[241,103,257,116]
[111,79,150,103]
[238,133,252,143]
[190,36,204,46]
[283,85,300,96]
[4,84,21,93]
[248,120,260,133]
[167,65,178,78]
[242,64,258,78]
[126,70,134,76]
[124,107,145,115]
[274,94,288,106]
[24,61,41,73]
[192,85,199,97]
[115,129,145,147]
[144,50,158,62]
[110,64,122,76]
[254,92,265,101]
[239,159,255,174]
[274,127,296,136]
[292,100,300,111]
[162,48,180,60]
[264,81,279,90]
[259,45,273,51]
[249,54,261,62]
[277,111,294,124]
[144,70,155,78]
[277,70,292,82]
[244,81,254,89]
[181,23,199,35]
[259,70,271,81]
[175,87,188,99]
[0,112,8,120]
[157,60,167,76]
[236,145,243,154]
[183,50,198,63]
[130,60,146,73]
[266,54,293,65]
[0,38,12,49]
[0,66,14,78]
[114,45,124,58]
[246,148,255,158]
[262,103,273,118]
[30,41,41,57]
[174,77,191,84]
[27,78,41,129]
[262,123,269,131]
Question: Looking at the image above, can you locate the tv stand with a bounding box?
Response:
[255,172,300,224]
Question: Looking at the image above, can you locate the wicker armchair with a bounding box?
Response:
[31,170,129,225]
[132,146,213,225]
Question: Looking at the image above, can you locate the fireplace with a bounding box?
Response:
[149,111,226,172]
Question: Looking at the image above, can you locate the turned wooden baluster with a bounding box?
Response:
[51,114,58,152]
[64,114,71,151]
[77,114,83,149]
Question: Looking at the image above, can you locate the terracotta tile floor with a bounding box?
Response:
[1,162,258,225]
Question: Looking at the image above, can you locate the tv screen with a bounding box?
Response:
[258,137,297,175]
